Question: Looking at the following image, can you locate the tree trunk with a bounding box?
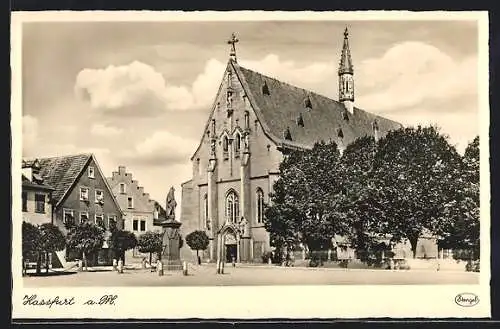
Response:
[36,252,41,274]
[83,251,88,271]
[149,252,152,266]
[409,236,419,259]
[45,251,50,273]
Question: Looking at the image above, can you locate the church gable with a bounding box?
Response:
[190,61,277,179]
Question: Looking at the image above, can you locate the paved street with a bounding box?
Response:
[23,263,479,287]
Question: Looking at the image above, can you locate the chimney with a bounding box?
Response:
[22,167,33,182]
[118,166,126,175]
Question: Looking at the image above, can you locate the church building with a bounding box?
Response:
[180,29,403,263]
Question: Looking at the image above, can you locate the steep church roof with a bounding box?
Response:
[233,62,402,150]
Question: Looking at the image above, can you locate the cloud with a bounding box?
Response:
[22,115,38,154]
[121,130,198,166]
[90,123,124,137]
[355,41,478,112]
[74,60,226,115]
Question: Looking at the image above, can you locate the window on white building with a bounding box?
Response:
[225,190,239,223]
[35,194,45,213]
[22,192,28,212]
[127,197,134,209]
[108,215,117,230]
[119,183,126,194]
[140,220,146,232]
[133,219,138,231]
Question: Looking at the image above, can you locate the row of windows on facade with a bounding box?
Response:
[79,186,134,209]
[21,192,47,214]
[62,208,117,230]
[132,219,147,232]
[202,188,265,230]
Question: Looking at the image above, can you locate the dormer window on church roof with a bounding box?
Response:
[296,113,304,127]
[262,81,270,95]
[284,127,292,141]
[304,95,312,109]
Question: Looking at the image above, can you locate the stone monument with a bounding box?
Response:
[160,187,183,271]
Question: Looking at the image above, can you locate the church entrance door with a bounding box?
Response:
[222,229,238,263]
[225,244,237,263]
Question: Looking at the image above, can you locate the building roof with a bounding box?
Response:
[21,174,54,191]
[233,62,403,150]
[34,153,92,205]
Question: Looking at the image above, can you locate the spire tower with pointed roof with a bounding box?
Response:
[338,27,355,114]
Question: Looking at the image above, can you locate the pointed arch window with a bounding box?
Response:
[203,194,210,230]
[256,188,264,224]
[222,135,229,159]
[225,190,239,223]
[234,132,241,156]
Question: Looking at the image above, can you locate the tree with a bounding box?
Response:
[338,136,385,259]
[437,136,480,259]
[137,231,163,265]
[185,230,209,262]
[265,141,350,263]
[66,221,105,271]
[370,126,464,258]
[22,221,42,275]
[109,229,137,264]
[39,223,66,273]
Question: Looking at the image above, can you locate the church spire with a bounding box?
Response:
[338,27,355,114]
[227,32,239,63]
[338,27,354,75]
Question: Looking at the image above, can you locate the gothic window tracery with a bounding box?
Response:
[225,190,239,223]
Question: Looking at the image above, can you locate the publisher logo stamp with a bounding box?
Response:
[455,293,479,307]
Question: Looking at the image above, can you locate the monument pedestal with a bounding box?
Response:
[160,217,183,271]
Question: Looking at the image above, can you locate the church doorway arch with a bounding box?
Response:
[219,225,240,263]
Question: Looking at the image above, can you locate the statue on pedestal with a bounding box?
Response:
[239,217,249,237]
[165,186,177,220]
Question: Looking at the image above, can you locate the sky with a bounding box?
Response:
[21,19,480,215]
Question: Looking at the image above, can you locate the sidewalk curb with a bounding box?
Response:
[235,264,476,275]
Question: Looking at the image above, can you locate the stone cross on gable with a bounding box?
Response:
[227,32,239,62]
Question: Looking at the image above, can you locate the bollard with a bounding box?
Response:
[182,261,188,276]
[78,259,83,272]
[216,260,220,274]
[112,259,117,271]
[221,260,225,274]
[157,260,164,276]
[117,259,124,274]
